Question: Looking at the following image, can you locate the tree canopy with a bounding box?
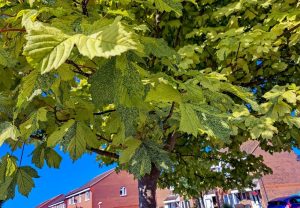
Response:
[0,0,299,206]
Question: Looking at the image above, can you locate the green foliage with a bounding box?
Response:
[0,0,299,203]
[31,143,62,168]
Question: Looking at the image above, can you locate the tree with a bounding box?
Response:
[0,0,299,207]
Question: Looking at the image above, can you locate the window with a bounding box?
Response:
[85,191,91,201]
[78,195,81,203]
[69,196,75,204]
[120,187,127,196]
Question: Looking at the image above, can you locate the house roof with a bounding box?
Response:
[48,195,66,207]
[65,169,115,198]
[36,194,64,208]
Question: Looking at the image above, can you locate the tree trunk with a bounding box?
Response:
[138,165,160,208]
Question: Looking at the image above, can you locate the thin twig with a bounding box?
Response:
[19,143,25,166]
[277,22,300,39]
[88,147,119,159]
[0,28,26,33]
[94,109,116,116]
[163,102,175,128]
[66,60,91,77]
[96,134,113,143]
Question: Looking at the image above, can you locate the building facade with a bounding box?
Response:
[36,169,175,208]
[37,141,300,208]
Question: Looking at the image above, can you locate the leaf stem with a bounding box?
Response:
[19,143,25,166]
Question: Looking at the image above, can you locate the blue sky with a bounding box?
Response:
[0,144,115,208]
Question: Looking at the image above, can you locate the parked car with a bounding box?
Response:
[268,196,300,208]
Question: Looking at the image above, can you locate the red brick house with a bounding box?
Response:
[37,169,172,208]
[36,194,65,208]
[37,141,300,208]
[242,141,300,207]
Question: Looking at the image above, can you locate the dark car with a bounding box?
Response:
[268,196,300,208]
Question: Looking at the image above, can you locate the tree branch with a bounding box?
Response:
[66,60,91,77]
[96,134,112,143]
[0,28,26,33]
[164,131,179,152]
[81,0,90,16]
[277,22,300,39]
[94,109,116,116]
[163,102,175,129]
[88,147,119,159]
[0,13,15,17]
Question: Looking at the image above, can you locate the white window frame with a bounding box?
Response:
[85,191,91,201]
[120,186,127,197]
[78,194,81,203]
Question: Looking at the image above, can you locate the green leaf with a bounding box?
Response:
[0,155,17,182]
[0,47,17,67]
[23,23,74,74]
[0,122,19,146]
[77,122,99,149]
[24,17,136,74]
[31,144,45,168]
[154,0,183,16]
[129,145,152,176]
[16,166,38,197]
[146,82,181,103]
[28,0,35,7]
[179,103,201,136]
[31,144,62,168]
[0,177,16,200]
[282,91,297,104]
[128,140,172,178]
[5,157,17,177]
[141,37,177,58]
[75,17,136,59]
[47,119,75,147]
[16,70,39,111]
[119,138,142,164]
[67,122,88,160]
[45,148,62,168]
[90,59,119,107]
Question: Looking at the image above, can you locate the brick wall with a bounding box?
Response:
[91,171,170,208]
[66,192,92,208]
[252,145,300,207]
